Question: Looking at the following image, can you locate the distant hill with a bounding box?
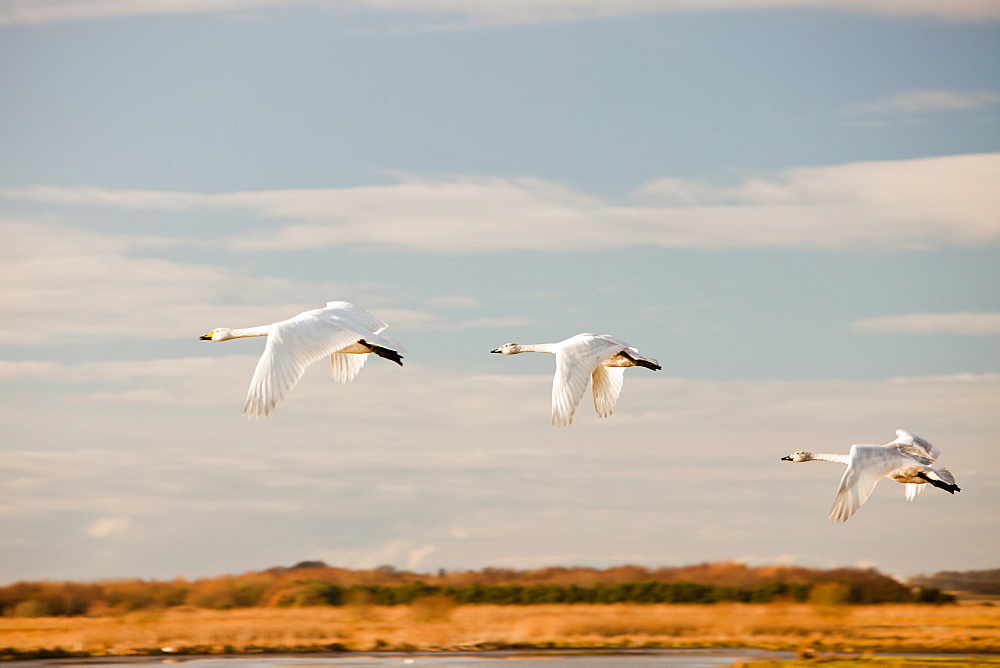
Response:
[909,568,1000,595]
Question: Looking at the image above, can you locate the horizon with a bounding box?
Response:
[1,0,998,585]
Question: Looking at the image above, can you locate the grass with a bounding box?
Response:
[0,602,998,660]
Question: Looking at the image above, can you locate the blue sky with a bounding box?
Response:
[1,0,998,583]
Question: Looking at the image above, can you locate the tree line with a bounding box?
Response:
[0,561,954,617]
[909,568,1000,596]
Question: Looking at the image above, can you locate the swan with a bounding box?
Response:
[490,333,661,427]
[781,429,960,522]
[200,301,405,418]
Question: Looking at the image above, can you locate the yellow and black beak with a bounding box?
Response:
[199,332,214,340]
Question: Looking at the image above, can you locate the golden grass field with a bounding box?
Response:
[1,601,999,659]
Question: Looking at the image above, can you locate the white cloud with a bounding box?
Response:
[3,359,997,581]
[0,218,409,344]
[87,517,131,538]
[5,154,999,254]
[852,311,1000,336]
[1,0,997,26]
[4,356,998,432]
[0,219,534,343]
[845,89,1000,115]
[426,295,480,309]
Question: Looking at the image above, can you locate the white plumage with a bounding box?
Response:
[490,333,661,427]
[200,301,404,419]
[781,429,960,522]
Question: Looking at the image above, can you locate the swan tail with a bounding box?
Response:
[618,349,661,371]
[635,357,661,371]
[360,339,404,366]
[917,470,961,494]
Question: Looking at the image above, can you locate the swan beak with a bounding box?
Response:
[199,333,213,340]
[490,348,501,354]
[780,456,792,461]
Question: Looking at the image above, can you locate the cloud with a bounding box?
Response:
[845,90,1000,115]
[1,0,997,27]
[3,359,997,580]
[851,311,1000,336]
[426,295,480,309]
[5,154,999,254]
[87,517,131,538]
[0,218,417,344]
[0,219,536,343]
[4,356,998,432]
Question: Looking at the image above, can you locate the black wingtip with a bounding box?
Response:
[918,471,961,494]
[361,339,404,366]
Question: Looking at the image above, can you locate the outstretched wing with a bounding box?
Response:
[329,353,368,383]
[591,365,625,418]
[244,310,366,419]
[888,429,941,462]
[323,301,388,334]
[551,352,595,427]
[829,445,917,522]
[550,335,625,427]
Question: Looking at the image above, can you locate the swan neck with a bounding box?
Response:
[229,325,271,338]
[812,453,850,464]
[515,343,555,354]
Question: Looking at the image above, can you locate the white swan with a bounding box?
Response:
[490,333,661,427]
[781,429,960,522]
[200,301,405,418]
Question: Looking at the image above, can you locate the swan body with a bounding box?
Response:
[490,333,661,427]
[781,429,960,522]
[200,301,404,418]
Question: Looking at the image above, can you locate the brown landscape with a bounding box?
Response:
[1,563,997,661]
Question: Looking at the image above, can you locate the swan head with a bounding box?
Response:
[200,328,234,342]
[781,451,814,462]
[491,343,521,355]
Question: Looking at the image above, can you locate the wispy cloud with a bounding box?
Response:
[845,89,1000,115]
[5,154,999,253]
[0,220,534,343]
[1,0,997,27]
[852,311,1000,336]
[3,360,997,580]
[0,219,363,344]
[87,517,132,538]
[5,356,999,432]
[426,295,480,309]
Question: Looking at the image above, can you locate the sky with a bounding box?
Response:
[1,0,998,585]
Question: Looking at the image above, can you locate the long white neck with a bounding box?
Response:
[810,453,850,464]
[513,343,557,354]
[228,325,271,338]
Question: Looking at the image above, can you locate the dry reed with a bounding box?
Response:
[0,602,997,658]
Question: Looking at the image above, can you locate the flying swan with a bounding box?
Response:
[490,333,661,427]
[780,429,960,522]
[200,301,405,418]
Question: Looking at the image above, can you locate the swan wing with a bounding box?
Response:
[829,445,915,522]
[244,310,368,418]
[329,352,368,383]
[551,352,594,427]
[904,483,924,501]
[889,429,941,462]
[323,300,389,335]
[592,365,626,418]
[550,336,623,427]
